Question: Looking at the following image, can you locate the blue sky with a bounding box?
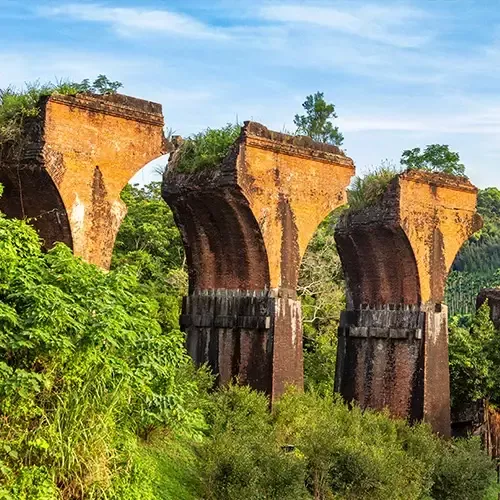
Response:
[2,0,500,187]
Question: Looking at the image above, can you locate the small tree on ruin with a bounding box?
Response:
[401,144,466,176]
[294,92,344,146]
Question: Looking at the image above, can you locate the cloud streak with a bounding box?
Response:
[259,3,431,48]
[40,3,229,39]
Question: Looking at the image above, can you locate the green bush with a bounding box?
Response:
[196,387,496,500]
[197,385,309,500]
[0,210,203,498]
[274,391,439,500]
[173,123,241,173]
[431,438,495,500]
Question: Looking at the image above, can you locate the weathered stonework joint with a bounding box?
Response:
[180,290,273,330]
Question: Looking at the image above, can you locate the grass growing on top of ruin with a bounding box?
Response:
[347,163,401,212]
[172,123,241,173]
[0,76,122,148]
[0,81,77,146]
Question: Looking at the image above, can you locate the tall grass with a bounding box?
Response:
[347,163,400,212]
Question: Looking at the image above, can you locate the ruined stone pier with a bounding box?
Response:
[163,122,354,401]
[0,93,167,268]
[334,170,482,435]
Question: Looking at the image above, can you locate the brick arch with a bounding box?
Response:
[165,184,270,292]
[335,224,421,308]
[0,93,167,269]
[0,165,72,250]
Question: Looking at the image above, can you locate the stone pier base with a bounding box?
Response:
[181,289,303,401]
[335,303,450,436]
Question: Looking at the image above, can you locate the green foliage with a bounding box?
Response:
[431,438,495,500]
[173,123,240,173]
[113,182,187,332]
[0,81,77,147]
[198,385,308,500]
[400,144,466,176]
[447,186,500,315]
[136,432,202,500]
[197,386,495,500]
[0,209,202,498]
[274,390,439,500]
[446,270,500,316]
[75,74,123,94]
[453,187,500,275]
[294,92,344,145]
[449,303,500,407]
[347,162,400,212]
[299,213,345,395]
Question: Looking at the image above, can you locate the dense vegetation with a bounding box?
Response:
[0,187,206,498]
[0,178,495,499]
[447,188,500,315]
[172,123,240,173]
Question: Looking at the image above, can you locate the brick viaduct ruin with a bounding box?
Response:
[0,93,167,268]
[0,92,483,435]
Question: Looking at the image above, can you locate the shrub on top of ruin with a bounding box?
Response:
[172,123,241,174]
[0,75,122,149]
[347,144,467,214]
[347,161,401,212]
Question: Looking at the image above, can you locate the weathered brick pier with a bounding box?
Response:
[162,122,355,401]
[334,170,482,435]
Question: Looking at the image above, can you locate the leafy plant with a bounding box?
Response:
[75,74,123,94]
[431,438,495,500]
[172,123,240,173]
[274,390,440,500]
[0,205,203,498]
[299,212,345,395]
[198,385,308,500]
[449,303,500,408]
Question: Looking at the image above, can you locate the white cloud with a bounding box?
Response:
[40,3,229,39]
[259,3,431,48]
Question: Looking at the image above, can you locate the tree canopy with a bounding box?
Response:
[294,92,344,146]
[400,144,466,176]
